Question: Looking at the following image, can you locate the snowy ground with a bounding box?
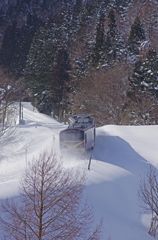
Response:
[0,102,157,240]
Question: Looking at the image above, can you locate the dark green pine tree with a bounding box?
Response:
[143,49,158,96]
[127,16,146,55]
[50,48,72,118]
[104,9,118,62]
[115,0,133,8]
[73,0,82,17]
[24,25,57,115]
[129,60,145,90]
[85,0,103,18]
[130,49,158,97]
[0,12,43,75]
[24,19,73,117]
[92,10,105,66]
[71,0,83,32]
[0,21,19,72]
[58,4,74,42]
[17,12,43,75]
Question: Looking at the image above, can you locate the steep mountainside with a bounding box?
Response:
[1,0,158,126]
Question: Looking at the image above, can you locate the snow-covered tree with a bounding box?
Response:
[49,48,72,120]
[92,8,124,66]
[104,9,118,62]
[130,49,158,97]
[25,17,75,118]
[127,16,146,55]
[92,10,105,66]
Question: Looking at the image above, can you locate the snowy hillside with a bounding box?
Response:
[0,102,157,240]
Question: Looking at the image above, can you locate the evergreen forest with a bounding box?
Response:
[1,0,158,126]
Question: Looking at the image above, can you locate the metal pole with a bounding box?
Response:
[88,156,92,170]
[19,99,21,124]
[25,148,27,167]
[22,104,23,120]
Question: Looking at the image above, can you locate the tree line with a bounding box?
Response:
[1,0,158,125]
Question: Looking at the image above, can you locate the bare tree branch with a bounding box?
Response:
[138,165,158,238]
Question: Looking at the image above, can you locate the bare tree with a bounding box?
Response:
[138,165,158,238]
[70,62,130,126]
[0,150,102,240]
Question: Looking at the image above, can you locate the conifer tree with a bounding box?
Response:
[24,19,73,117]
[130,49,158,97]
[127,17,146,55]
[85,0,103,18]
[73,0,83,17]
[0,21,19,73]
[0,12,43,75]
[143,49,158,97]
[104,9,118,62]
[24,25,58,115]
[129,60,144,89]
[92,10,105,66]
[50,48,72,119]
[71,0,84,32]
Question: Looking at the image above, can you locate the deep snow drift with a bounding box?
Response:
[0,102,157,240]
